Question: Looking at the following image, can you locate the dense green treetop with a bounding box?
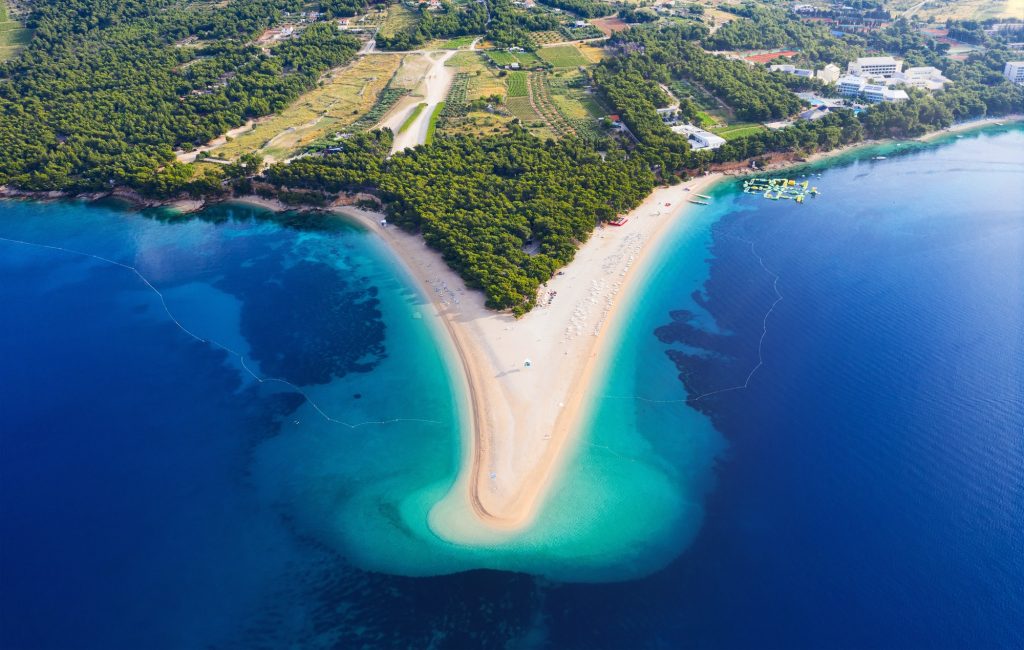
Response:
[263,131,654,312]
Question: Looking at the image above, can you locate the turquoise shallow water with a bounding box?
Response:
[0,194,724,592]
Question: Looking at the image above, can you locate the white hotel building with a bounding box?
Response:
[837,75,909,102]
[1004,61,1024,85]
[847,56,902,78]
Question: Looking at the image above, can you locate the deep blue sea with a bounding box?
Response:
[2,127,1023,648]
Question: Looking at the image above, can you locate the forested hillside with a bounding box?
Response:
[0,0,360,191]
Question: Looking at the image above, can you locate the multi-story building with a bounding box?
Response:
[837,75,867,95]
[1004,61,1024,85]
[847,56,902,78]
[889,66,951,91]
[837,76,907,102]
[862,85,909,103]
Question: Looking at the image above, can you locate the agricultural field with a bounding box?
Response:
[560,24,604,40]
[437,71,517,138]
[537,44,589,68]
[484,50,544,68]
[346,87,411,132]
[590,16,629,37]
[0,0,31,62]
[378,2,419,40]
[886,0,1024,20]
[576,42,607,63]
[445,51,507,100]
[527,71,577,138]
[546,69,607,122]
[506,71,528,97]
[212,54,403,161]
[506,96,547,127]
[441,110,516,137]
[529,30,566,46]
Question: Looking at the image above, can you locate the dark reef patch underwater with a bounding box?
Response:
[2,126,1023,648]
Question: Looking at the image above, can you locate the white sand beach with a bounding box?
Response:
[335,174,722,540]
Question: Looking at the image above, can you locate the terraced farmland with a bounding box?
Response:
[212,54,403,161]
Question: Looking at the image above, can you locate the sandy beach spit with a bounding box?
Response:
[335,174,723,539]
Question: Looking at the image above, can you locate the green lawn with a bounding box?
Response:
[441,35,477,49]
[536,44,588,68]
[484,50,543,68]
[710,123,767,140]
[399,103,427,133]
[425,101,445,144]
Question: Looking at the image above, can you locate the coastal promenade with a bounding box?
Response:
[336,175,721,540]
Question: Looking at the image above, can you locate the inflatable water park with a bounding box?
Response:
[742,177,820,203]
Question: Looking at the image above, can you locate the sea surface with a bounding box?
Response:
[2,126,1023,648]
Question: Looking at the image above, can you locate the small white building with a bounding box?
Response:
[656,106,679,120]
[770,64,814,78]
[1004,61,1024,85]
[848,56,902,78]
[986,23,1024,34]
[671,124,727,150]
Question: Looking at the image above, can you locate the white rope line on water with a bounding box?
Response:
[603,231,783,407]
[0,236,443,430]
